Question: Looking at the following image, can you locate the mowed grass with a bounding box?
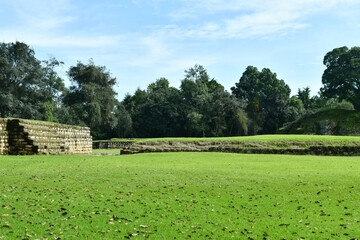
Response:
[92,149,121,154]
[1,153,360,239]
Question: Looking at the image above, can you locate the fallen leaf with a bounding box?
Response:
[279,223,290,227]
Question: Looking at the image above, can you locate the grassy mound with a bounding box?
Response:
[102,134,360,143]
[95,135,360,155]
[279,109,360,135]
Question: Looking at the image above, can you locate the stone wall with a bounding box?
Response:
[0,119,8,155]
[121,140,360,156]
[93,141,134,149]
[0,118,92,155]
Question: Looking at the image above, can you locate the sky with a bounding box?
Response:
[1,0,360,100]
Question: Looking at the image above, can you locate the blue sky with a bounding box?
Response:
[1,0,360,100]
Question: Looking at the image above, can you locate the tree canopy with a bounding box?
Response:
[0,42,64,120]
[231,66,291,134]
[63,60,118,139]
[180,65,247,137]
[321,46,360,109]
[122,65,247,138]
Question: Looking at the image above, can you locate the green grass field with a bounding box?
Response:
[92,149,121,154]
[1,153,360,239]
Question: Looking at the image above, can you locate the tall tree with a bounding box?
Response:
[296,87,312,111]
[231,66,291,134]
[321,46,360,109]
[41,57,66,122]
[0,41,64,120]
[123,79,183,138]
[64,60,117,139]
[144,78,182,137]
[113,102,132,138]
[285,96,305,122]
[122,89,148,137]
[180,65,214,136]
[180,65,247,137]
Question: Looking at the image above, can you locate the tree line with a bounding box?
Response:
[0,41,359,139]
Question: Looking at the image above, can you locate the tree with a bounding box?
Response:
[321,46,360,109]
[180,65,248,137]
[63,60,117,139]
[231,66,291,134]
[297,87,312,110]
[122,89,148,137]
[122,79,183,138]
[285,96,305,122]
[180,65,216,136]
[41,58,66,122]
[217,91,248,136]
[0,41,65,120]
[310,96,355,112]
[142,78,182,137]
[114,102,132,138]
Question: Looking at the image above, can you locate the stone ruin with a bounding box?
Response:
[0,118,92,155]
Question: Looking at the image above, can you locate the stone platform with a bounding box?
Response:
[0,118,92,155]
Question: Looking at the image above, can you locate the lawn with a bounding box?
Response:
[92,149,121,154]
[1,153,360,239]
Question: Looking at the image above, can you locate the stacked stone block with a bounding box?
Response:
[0,118,92,155]
[0,119,8,155]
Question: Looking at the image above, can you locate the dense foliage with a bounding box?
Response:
[0,41,358,139]
[0,42,64,120]
[123,65,248,138]
[321,46,360,109]
[231,66,292,134]
[279,109,360,135]
[63,61,118,139]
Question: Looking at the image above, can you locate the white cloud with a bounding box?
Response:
[4,0,358,51]
[12,0,74,30]
[1,0,176,67]
[178,0,358,14]
[126,36,173,67]
[0,29,131,49]
[164,0,360,39]
[174,0,258,14]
